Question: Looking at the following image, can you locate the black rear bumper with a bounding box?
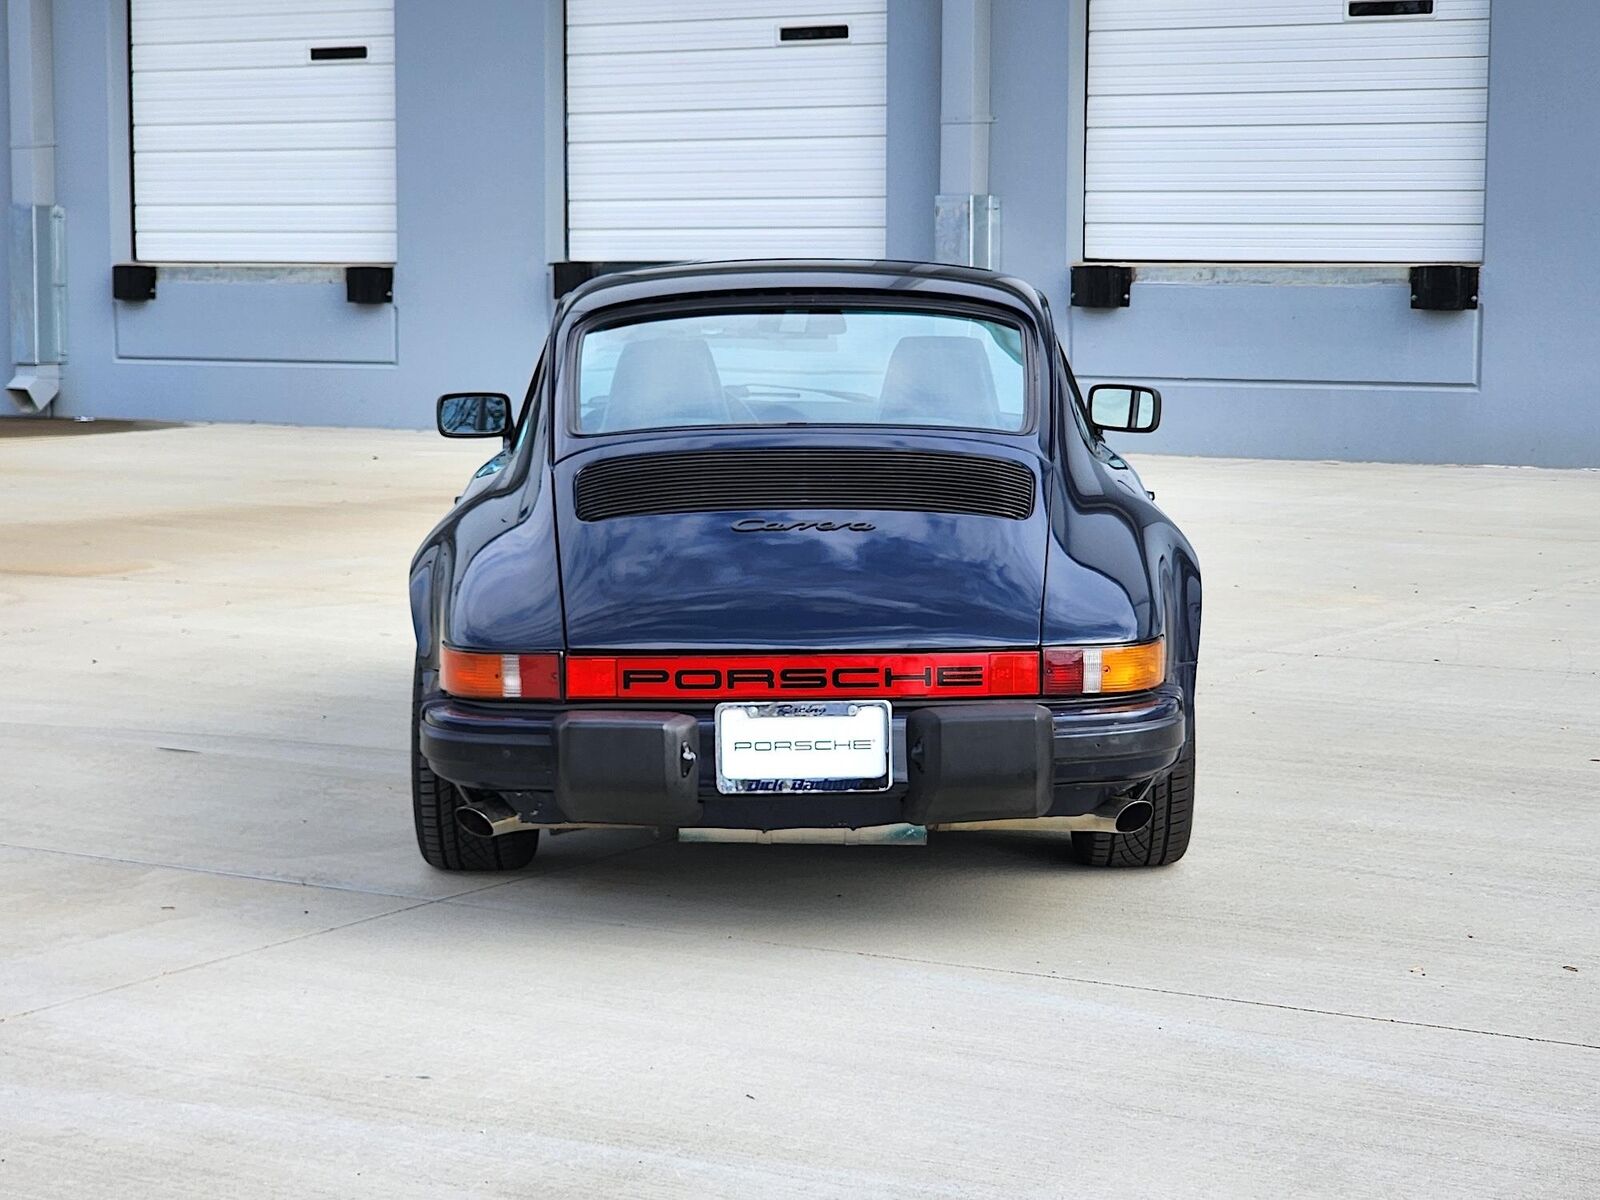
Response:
[420,690,1187,830]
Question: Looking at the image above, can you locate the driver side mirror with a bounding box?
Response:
[437,392,510,439]
[1088,384,1161,434]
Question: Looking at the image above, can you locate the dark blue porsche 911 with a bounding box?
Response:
[410,261,1200,871]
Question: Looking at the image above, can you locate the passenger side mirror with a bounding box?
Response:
[437,392,510,439]
[1087,384,1161,434]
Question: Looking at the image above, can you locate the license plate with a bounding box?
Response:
[715,700,892,794]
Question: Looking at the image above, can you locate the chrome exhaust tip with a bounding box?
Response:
[455,797,533,839]
[1112,798,1154,834]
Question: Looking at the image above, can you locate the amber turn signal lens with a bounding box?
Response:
[439,648,561,700]
[1098,638,1165,693]
[1042,638,1164,696]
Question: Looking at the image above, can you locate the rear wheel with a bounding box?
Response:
[412,665,540,871]
[1070,735,1194,868]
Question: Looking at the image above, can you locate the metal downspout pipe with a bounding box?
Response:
[7,0,63,412]
[934,0,998,268]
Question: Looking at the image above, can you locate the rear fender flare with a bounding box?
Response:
[1147,523,1202,714]
[410,541,455,697]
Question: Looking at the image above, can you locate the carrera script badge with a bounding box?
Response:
[730,518,876,533]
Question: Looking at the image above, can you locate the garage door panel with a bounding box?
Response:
[569,79,884,114]
[132,1,395,263]
[1088,54,1486,95]
[135,0,389,17]
[132,65,392,108]
[571,197,884,229]
[569,138,884,175]
[569,227,888,261]
[1090,0,1488,31]
[570,181,883,205]
[135,230,398,264]
[568,107,885,142]
[134,35,394,71]
[567,0,886,260]
[1084,0,1490,262]
[570,173,884,204]
[569,0,876,23]
[567,53,887,113]
[134,92,392,127]
[1089,20,1488,65]
[1088,159,1485,191]
[136,120,395,153]
[1086,190,1486,224]
[1088,125,1487,168]
[133,9,391,45]
[136,150,394,204]
[135,203,396,233]
[1089,88,1487,127]
[1086,223,1487,263]
[567,11,884,54]
[567,42,887,77]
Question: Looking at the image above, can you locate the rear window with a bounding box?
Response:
[574,308,1028,434]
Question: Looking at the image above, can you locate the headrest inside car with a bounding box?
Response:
[603,337,729,431]
[878,336,1001,428]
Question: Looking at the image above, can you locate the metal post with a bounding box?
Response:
[7,0,63,412]
[934,0,998,268]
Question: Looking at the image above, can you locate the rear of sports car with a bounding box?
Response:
[414,266,1195,871]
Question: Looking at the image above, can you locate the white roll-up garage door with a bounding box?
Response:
[1085,0,1490,262]
[131,0,396,264]
[565,0,887,261]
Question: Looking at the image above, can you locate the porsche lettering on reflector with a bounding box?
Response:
[565,652,1041,699]
[715,701,892,794]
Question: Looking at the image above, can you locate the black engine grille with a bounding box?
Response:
[574,448,1036,522]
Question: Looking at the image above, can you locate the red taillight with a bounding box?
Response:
[1042,648,1084,694]
[1043,639,1164,696]
[439,648,562,700]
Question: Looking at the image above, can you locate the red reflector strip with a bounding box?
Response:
[564,656,617,699]
[566,652,1041,700]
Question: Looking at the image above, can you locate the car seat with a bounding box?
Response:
[602,338,730,432]
[877,336,1002,428]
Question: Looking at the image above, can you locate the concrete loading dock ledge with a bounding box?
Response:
[1,422,1596,1197]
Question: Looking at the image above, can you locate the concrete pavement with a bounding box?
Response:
[1,422,1596,1198]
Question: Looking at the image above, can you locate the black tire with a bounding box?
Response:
[1070,736,1194,868]
[412,665,539,871]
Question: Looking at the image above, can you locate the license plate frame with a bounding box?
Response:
[714,700,893,794]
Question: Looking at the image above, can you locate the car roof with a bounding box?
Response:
[555,259,1052,327]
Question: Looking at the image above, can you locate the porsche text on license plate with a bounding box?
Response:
[714,701,892,794]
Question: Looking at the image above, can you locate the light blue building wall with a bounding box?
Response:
[26,0,558,427]
[3,0,1596,465]
[1010,0,1600,467]
[0,3,11,369]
